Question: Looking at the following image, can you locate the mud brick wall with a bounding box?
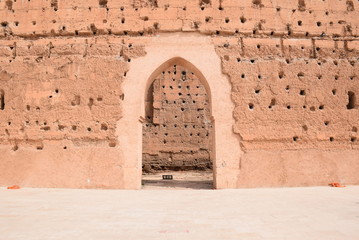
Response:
[0,0,358,188]
[0,37,145,150]
[0,0,357,37]
[215,37,359,151]
[143,64,212,171]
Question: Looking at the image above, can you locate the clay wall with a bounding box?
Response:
[0,0,358,188]
[142,64,213,171]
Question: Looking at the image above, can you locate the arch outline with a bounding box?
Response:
[116,33,242,189]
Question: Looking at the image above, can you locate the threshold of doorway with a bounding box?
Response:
[141,170,213,190]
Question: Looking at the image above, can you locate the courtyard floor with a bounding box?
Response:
[0,184,358,240]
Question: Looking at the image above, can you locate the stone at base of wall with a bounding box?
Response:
[238,149,359,188]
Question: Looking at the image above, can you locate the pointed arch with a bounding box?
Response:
[144,57,212,114]
[117,33,242,189]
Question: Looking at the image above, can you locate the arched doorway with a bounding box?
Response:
[117,33,241,189]
[142,61,214,189]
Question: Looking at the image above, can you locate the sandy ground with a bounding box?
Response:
[1,184,359,240]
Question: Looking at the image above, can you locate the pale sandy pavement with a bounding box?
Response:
[0,186,359,240]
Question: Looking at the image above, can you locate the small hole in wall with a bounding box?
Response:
[347,91,356,109]
[41,126,50,131]
[241,74,245,78]
[72,125,77,131]
[63,146,67,150]
[240,16,247,23]
[300,90,306,95]
[351,137,357,142]
[287,105,291,109]
[302,125,308,131]
[298,20,302,26]
[0,90,5,110]
[352,126,358,132]
[329,137,334,142]
[335,75,339,80]
[12,145,19,151]
[268,98,276,108]
[317,22,322,27]
[101,124,108,131]
[87,128,92,132]
[332,89,337,95]
[88,98,94,109]
[319,105,324,110]
[293,136,298,141]
[37,146,44,150]
[324,121,329,126]
[248,103,254,109]
[278,71,284,79]
[255,89,260,94]
[310,106,315,111]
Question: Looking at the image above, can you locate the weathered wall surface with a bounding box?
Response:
[0,36,146,188]
[142,64,213,171]
[0,0,358,188]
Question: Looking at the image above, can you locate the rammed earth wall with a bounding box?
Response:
[0,0,358,188]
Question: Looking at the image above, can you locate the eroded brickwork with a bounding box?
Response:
[0,0,358,188]
[0,37,146,150]
[0,0,358,38]
[143,64,213,171]
[214,37,359,150]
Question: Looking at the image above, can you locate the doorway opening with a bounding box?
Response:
[142,63,214,189]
